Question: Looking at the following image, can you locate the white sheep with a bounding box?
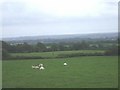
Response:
[64,62,67,66]
[39,63,45,70]
[32,65,39,69]
[40,66,45,70]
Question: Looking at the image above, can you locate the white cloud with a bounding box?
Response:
[23,0,119,17]
[1,0,118,18]
[20,0,102,17]
[0,0,118,38]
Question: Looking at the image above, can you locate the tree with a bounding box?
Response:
[22,42,33,52]
[57,44,65,51]
[72,41,89,50]
[35,42,46,52]
[2,49,11,60]
[51,44,58,51]
[105,46,118,56]
[2,41,11,59]
[2,41,11,52]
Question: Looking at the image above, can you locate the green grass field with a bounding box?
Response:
[11,50,105,58]
[2,56,118,88]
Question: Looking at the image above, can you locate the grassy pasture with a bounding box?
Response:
[2,56,118,88]
[11,50,105,58]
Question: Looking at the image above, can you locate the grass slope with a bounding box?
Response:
[2,56,118,88]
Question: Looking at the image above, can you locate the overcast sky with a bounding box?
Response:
[0,0,119,38]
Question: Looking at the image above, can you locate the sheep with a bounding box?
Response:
[32,63,45,70]
[63,62,67,66]
[39,63,45,70]
[32,65,39,69]
[40,66,45,70]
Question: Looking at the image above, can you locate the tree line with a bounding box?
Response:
[2,40,119,59]
[2,41,118,52]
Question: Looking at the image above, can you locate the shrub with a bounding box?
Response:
[2,49,11,60]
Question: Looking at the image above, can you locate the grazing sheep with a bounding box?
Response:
[40,66,45,70]
[32,65,39,69]
[64,62,67,66]
[39,63,45,70]
[39,64,43,67]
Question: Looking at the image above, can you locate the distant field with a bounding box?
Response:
[2,56,118,88]
[11,50,105,58]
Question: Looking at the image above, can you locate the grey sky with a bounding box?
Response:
[0,0,118,38]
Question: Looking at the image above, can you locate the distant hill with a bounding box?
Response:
[3,32,119,44]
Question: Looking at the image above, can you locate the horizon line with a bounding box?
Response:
[2,31,119,39]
